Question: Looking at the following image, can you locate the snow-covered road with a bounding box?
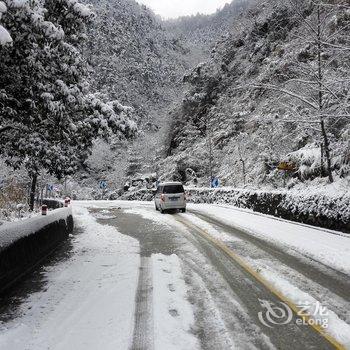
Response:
[0,201,349,350]
[0,205,139,350]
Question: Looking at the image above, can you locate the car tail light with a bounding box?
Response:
[160,194,165,202]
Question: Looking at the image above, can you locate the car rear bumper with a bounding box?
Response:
[161,201,186,210]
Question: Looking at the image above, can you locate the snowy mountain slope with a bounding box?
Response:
[83,0,193,120]
[162,0,350,188]
[165,0,255,55]
[3,0,347,200]
[76,0,203,189]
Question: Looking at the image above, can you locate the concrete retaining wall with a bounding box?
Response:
[0,208,73,293]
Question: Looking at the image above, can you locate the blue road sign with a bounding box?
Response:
[99,180,107,190]
[211,177,220,188]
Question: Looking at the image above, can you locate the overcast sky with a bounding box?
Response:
[136,0,231,19]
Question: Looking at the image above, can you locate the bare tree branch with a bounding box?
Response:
[252,83,319,109]
[321,114,350,119]
[320,41,350,50]
[276,119,320,124]
[284,79,319,85]
[0,125,16,134]
[326,22,350,41]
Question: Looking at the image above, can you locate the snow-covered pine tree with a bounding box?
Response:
[0,0,137,210]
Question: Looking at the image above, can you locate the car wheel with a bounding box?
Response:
[181,208,186,213]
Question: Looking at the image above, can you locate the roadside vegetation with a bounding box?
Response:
[1,0,349,218]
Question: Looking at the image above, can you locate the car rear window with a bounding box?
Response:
[163,185,184,194]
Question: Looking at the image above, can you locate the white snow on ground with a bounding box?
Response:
[74,201,350,348]
[259,269,350,348]
[152,254,199,350]
[0,204,140,350]
[4,200,345,348]
[186,203,350,275]
[0,201,202,350]
[0,207,72,249]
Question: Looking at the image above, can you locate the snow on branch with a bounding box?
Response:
[0,24,11,45]
[63,0,95,19]
[321,114,350,119]
[252,84,319,110]
[320,41,350,51]
[0,1,12,46]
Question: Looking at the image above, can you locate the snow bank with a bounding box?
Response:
[186,187,350,233]
[186,204,350,275]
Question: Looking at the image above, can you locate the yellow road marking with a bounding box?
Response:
[175,215,346,350]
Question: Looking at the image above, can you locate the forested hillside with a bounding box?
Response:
[165,0,254,54]
[1,0,349,207]
[83,0,191,116]
[74,0,200,195]
[162,0,350,190]
[77,0,255,194]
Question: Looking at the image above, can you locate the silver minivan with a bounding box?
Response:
[154,182,186,214]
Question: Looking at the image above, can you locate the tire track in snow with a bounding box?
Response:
[189,209,350,302]
[174,215,339,350]
[131,257,154,350]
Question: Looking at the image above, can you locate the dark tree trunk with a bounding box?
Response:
[29,174,38,211]
[320,119,334,183]
[317,5,333,183]
[238,145,246,185]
